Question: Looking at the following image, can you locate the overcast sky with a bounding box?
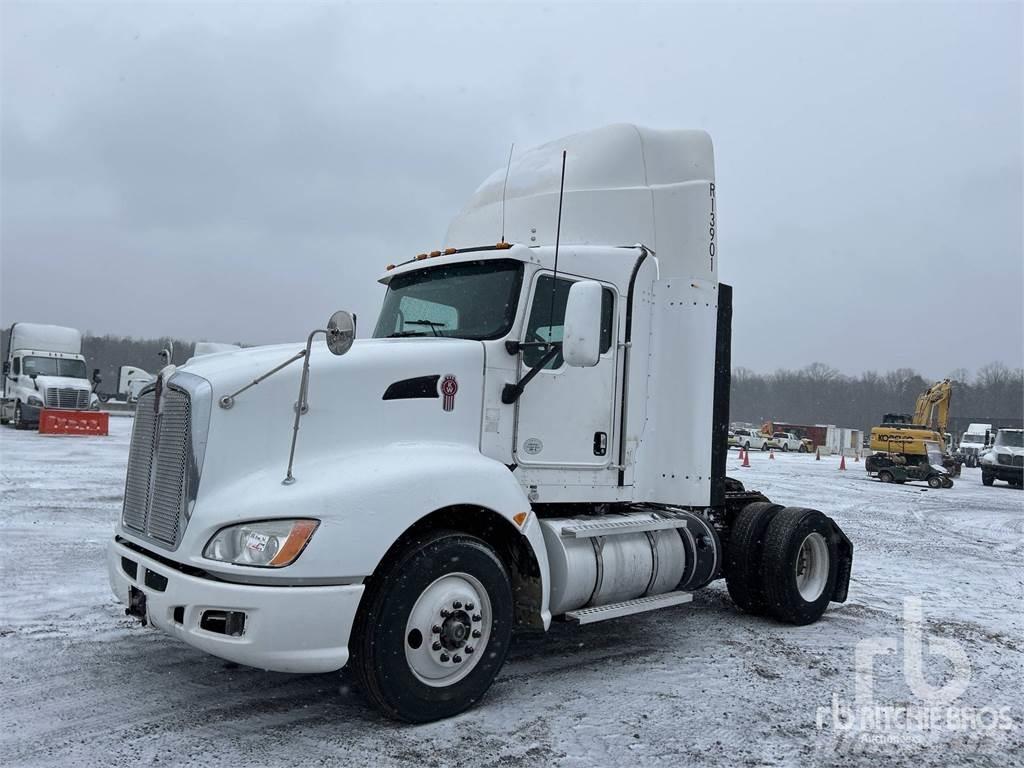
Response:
[2,1,1021,378]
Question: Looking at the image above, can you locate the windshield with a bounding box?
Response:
[374,259,524,340]
[22,356,87,379]
[962,434,984,443]
[995,431,1024,448]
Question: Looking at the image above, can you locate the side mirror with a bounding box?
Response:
[92,368,102,385]
[562,281,603,367]
[326,310,357,356]
[1,361,8,377]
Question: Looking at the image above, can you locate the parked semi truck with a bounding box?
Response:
[2,323,94,429]
[106,125,853,722]
[980,428,1023,488]
[959,422,992,468]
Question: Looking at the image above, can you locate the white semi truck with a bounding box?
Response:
[106,125,853,722]
[2,323,94,429]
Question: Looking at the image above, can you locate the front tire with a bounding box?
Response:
[928,475,943,489]
[982,471,994,487]
[878,470,894,484]
[12,402,28,430]
[782,444,789,452]
[761,507,839,625]
[352,531,513,723]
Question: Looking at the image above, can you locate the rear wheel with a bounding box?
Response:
[761,442,769,451]
[744,442,751,452]
[761,507,838,625]
[799,444,807,453]
[782,444,789,452]
[878,470,894,484]
[928,476,943,489]
[725,502,783,615]
[352,531,513,723]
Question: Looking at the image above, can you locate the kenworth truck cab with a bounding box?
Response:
[107,125,853,722]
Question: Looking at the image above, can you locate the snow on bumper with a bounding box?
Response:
[107,538,363,674]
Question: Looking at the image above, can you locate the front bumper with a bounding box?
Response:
[107,538,364,673]
[983,464,1023,482]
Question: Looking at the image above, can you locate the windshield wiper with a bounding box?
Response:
[386,331,431,338]
[403,319,446,337]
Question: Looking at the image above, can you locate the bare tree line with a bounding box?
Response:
[731,362,1024,434]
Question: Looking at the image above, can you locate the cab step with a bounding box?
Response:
[559,517,689,539]
[564,590,694,624]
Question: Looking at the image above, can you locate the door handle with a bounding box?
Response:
[593,431,607,456]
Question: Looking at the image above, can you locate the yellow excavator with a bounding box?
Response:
[867,379,960,485]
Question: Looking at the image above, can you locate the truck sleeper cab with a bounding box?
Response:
[107,125,853,723]
[2,323,94,429]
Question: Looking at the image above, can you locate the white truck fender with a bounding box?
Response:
[187,443,552,629]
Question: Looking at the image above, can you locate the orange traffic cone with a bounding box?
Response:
[839,453,847,471]
[741,449,751,468]
[815,447,821,461]
[769,449,775,460]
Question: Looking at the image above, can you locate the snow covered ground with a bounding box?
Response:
[1,422,1021,767]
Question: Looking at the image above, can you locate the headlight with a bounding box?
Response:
[27,396,43,407]
[203,519,319,567]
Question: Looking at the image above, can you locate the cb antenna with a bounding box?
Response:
[547,149,567,336]
[500,142,514,243]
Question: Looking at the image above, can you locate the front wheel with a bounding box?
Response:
[352,531,513,723]
[761,442,769,452]
[799,444,807,453]
[744,442,751,452]
[982,471,994,487]
[879,470,894,484]
[928,476,943,489]
[782,444,790,452]
[12,402,28,430]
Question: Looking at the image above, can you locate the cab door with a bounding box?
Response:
[513,273,619,469]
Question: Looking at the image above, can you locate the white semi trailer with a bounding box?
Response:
[106,125,853,722]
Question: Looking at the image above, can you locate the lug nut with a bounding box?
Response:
[465,602,474,611]
[452,600,462,609]
[432,625,441,634]
[432,642,442,651]
[453,655,462,664]
[465,645,474,654]
[439,653,450,662]
[472,629,481,638]
[472,614,481,622]
[440,608,450,618]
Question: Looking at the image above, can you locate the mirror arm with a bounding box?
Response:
[218,348,308,409]
[283,328,330,485]
[501,344,561,405]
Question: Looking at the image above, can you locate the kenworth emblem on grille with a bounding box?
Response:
[440,374,458,412]
[153,372,163,414]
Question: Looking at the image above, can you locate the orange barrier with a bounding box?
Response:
[39,409,109,436]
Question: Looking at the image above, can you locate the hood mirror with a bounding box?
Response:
[326,311,357,356]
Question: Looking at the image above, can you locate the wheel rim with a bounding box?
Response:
[404,572,492,688]
[794,533,829,602]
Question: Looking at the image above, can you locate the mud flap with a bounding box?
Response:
[828,519,853,602]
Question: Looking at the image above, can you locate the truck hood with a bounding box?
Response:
[33,375,91,392]
[176,338,486,507]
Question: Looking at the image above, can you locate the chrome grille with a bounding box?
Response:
[122,387,193,547]
[44,387,90,409]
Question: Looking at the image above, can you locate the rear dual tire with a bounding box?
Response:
[726,504,838,625]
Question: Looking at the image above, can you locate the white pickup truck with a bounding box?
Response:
[106,125,853,722]
[731,428,773,451]
[771,431,806,452]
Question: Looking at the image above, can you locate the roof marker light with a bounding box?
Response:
[495,241,512,250]
[429,250,441,258]
[386,264,396,271]
[443,248,457,255]
[416,253,428,260]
